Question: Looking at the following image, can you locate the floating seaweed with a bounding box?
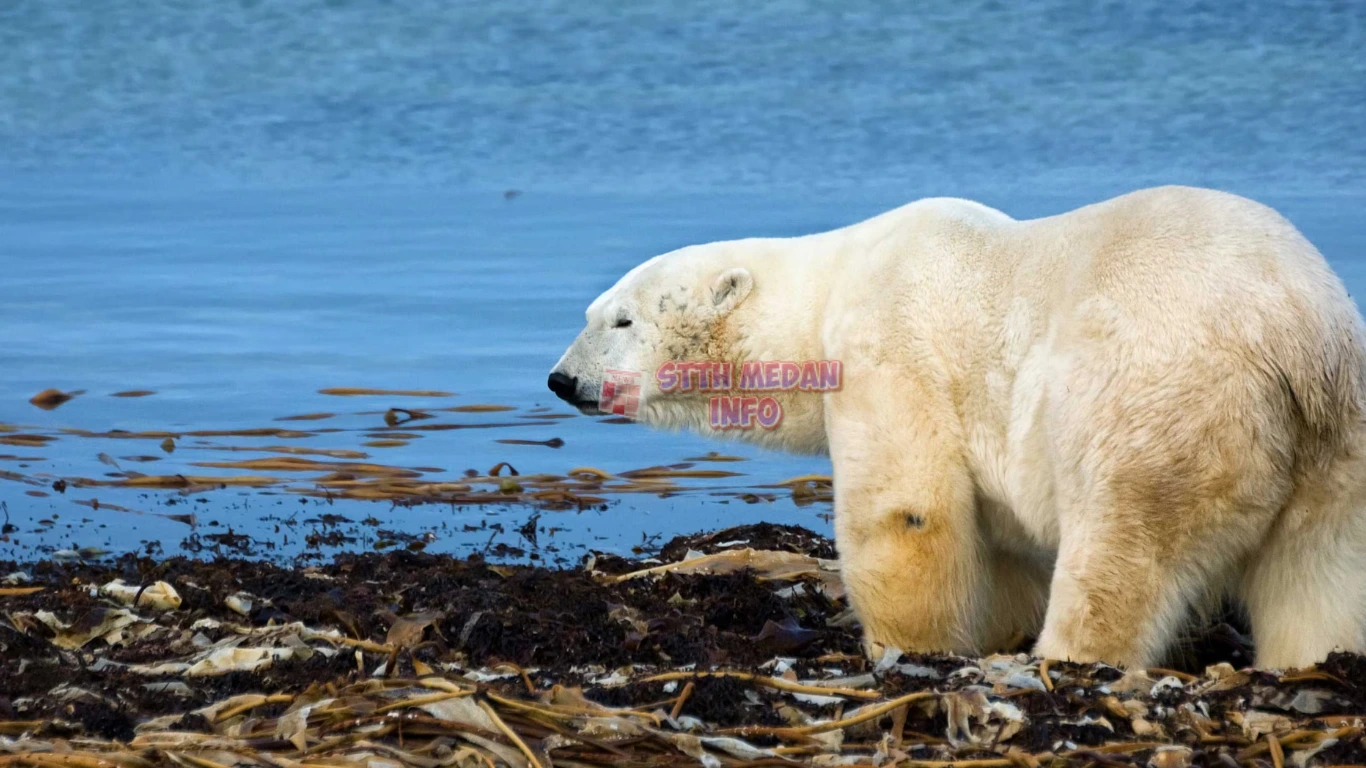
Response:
[28,389,80,410]
[318,388,456,397]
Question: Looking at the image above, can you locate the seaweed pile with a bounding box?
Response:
[3,524,1365,766]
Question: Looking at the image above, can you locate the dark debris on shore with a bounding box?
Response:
[2,524,1365,767]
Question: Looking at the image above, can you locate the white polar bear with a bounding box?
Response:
[549,186,1366,669]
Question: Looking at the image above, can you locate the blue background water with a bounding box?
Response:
[2,0,1364,561]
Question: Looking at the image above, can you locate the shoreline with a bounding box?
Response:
[3,523,1364,765]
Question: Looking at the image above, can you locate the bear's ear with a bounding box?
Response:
[709,268,753,315]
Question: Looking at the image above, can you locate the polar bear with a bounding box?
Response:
[549,186,1366,669]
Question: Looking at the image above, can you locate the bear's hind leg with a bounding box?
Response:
[1033,462,1280,669]
[1034,331,1297,667]
[1240,462,1366,669]
[1033,514,1217,668]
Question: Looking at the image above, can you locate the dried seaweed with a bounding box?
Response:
[3,526,1364,766]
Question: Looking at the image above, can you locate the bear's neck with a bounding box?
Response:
[728,236,837,363]
[705,232,847,455]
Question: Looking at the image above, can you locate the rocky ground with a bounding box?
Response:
[2,523,1364,767]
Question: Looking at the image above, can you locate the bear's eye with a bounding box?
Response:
[613,318,633,329]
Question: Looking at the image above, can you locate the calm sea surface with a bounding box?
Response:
[2,0,1364,562]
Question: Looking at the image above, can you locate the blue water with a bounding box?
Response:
[2,0,1364,561]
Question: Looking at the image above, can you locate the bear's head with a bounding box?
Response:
[547,244,754,428]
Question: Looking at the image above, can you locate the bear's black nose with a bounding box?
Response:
[547,372,578,402]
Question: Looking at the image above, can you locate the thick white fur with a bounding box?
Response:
[551,186,1366,669]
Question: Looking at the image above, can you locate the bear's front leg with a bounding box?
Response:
[826,369,987,657]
